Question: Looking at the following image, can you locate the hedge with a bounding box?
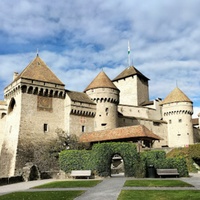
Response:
[141,150,188,177]
[59,142,139,177]
[59,150,92,173]
[92,142,139,177]
[59,143,188,177]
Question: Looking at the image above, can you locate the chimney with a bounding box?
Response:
[13,72,19,80]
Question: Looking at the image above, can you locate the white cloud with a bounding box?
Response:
[0,0,200,114]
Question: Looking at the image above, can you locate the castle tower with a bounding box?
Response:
[0,55,66,177]
[161,87,193,147]
[84,71,119,131]
[112,66,149,106]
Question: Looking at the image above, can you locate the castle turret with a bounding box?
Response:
[112,66,149,106]
[1,55,66,177]
[84,71,119,131]
[161,87,193,147]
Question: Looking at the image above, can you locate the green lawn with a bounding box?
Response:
[118,190,200,200]
[0,191,84,200]
[124,180,193,187]
[33,180,102,188]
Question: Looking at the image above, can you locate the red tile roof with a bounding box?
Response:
[79,125,162,143]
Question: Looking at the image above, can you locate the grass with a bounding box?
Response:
[118,190,200,200]
[33,180,102,188]
[124,180,193,187]
[0,191,84,200]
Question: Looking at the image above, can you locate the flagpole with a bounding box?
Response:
[128,41,131,67]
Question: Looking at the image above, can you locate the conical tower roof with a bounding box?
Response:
[14,55,64,85]
[161,87,192,105]
[112,66,149,81]
[84,71,118,92]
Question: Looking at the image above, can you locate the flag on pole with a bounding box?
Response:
[128,41,131,66]
[128,41,131,55]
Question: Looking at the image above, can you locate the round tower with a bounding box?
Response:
[84,71,119,131]
[161,87,193,147]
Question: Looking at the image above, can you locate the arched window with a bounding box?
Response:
[8,98,16,114]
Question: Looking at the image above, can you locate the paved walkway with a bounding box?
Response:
[75,177,126,200]
[0,173,199,199]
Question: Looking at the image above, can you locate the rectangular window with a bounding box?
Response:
[153,122,160,126]
[82,126,85,132]
[169,120,172,124]
[9,126,12,133]
[44,124,48,132]
[101,123,107,126]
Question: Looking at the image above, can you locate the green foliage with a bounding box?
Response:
[133,157,146,178]
[141,150,188,177]
[141,150,166,166]
[59,142,139,177]
[59,143,189,177]
[189,144,200,159]
[92,142,139,177]
[59,150,92,173]
[167,146,200,173]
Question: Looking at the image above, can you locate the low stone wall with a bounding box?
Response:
[0,176,23,186]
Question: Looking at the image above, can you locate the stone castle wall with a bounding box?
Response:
[15,92,65,174]
[0,93,22,177]
[86,88,119,131]
[113,76,149,106]
[162,102,193,147]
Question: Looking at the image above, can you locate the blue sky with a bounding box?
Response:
[1,0,200,117]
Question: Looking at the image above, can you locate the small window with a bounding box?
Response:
[153,122,160,126]
[44,124,48,132]
[82,126,85,132]
[9,126,12,133]
[105,107,108,116]
[178,119,182,123]
[101,123,107,126]
[1,113,6,119]
[177,134,181,136]
[8,98,16,114]
[169,120,172,124]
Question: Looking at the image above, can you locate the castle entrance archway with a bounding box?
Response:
[111,154,124,176]
[93,142,139,177]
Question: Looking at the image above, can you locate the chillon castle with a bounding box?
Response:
[0,55,200,177]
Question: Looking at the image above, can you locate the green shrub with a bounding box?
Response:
[59,142,139,177]
[167,146,199,173]
[189,144,200,159]
[134,157,146,178]
[59,150,92,173]
[141,150,188,177]
[92,142,139,177]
